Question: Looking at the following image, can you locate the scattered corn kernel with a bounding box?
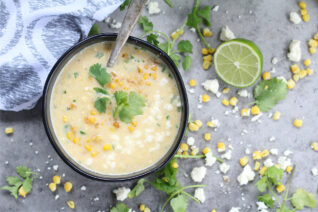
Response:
[202,147,211,155]
[4,127,13,135]
[293,119,303,128]
[171,161,179,169]
[293,74,300,82]
[311,142,318,151]
[201,48,209,55]
[18,186,27,197]
[91,151,98,157]
[253,151,262,160]
[139,204,146,211]
[203,54,213,62]
[143,73,150,80]
[188,122,199,131]
[276,184,285,193]
[208,48,216,54]
[103,144,112,151]
[84,144,92,152]
[259,166,268,176]
[304,59,311,67]
[201,94,210,102]
[217,142,226,152]
[66,131,74,140]
[53,175,61,184]
[261,149,269,158]
[67,200,75,209]
[222,99,229,106]
[132,120,137,127]
[300,8,307,15]
[211,210,216,212]
[299,1,306,9]
[189,79,196,87]
[290,64,300,74]
[262,72,271,80]
[151,65,157,71]
[193,120,202,128]
[62,115,69,123]
[203,60,212,70]
[240,157,249,167]
[241,108,250,117]
[254,161,261,171]
[251,105,260,115]
[170,31,178,40]
[229,97,238,106]
[87,116,96,124]
[287,79,295,90]
[191,148,199,156]
[180,143,189,151]
[109,82,116,89]
[72,137,80,144]
[128,125,134,132]
[203,28,213,37]
[206,121,215,128]
[48,183,57,192]
[302,14,310,22]
[273,111,281,120]
[309,47,317,54]
[306,68,314,75]
[286,166,293,173]
[308,39,318,48]
[204,133,211,141]
[222,87,230,94]
[144,208,151,212]
[64,182,73,192]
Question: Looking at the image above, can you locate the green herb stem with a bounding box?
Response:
[280,165,296,211]
[268,184,281,208]
[174,154,224,163]
[196,26,211,49]
[181,191,200,203]
[139,30,170,42]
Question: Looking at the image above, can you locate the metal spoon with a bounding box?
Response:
[107,0,147,67]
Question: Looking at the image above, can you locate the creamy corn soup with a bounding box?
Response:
[50,42,182,175]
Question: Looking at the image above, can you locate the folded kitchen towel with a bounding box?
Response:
[0,0,123,111]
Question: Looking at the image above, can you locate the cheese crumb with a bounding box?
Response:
[311,167,318,176]
[271,57,278,65]
[287,40,301,62]
[220,26,236,41]
[113,187,130,201]
[229,207,240,212]
[237,89,251,98]
[147,1,161,15]
[289,12,302,24]
[257,201,269,212]
[194,188,206,203]
[237,165,255,185]
[191,166,207,182]
[187,137,195,146]
[205,152,216,166]
[202,79,219,95]
[219,163,230,174]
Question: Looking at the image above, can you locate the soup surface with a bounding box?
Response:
[50,42,182,175]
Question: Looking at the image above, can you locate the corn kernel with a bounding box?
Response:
[261,149,269,158]
[251,105,260,115]
[217,142,226,152]
[171,161,179,169]
[276,184,285,193]
[144,208,151,212]
[143,73,150,80]
[208,48,216,54]
[211,210,216,212]
[293,119,303,128]
[62,115,69,123]
[67,200,75,209]
[290,64,300,74]
[151,73,157,80]
[240,157,249,167]
[66,131,74,140]
[308,39,318,48]
[222,99,229,106]
[286,166,293,173]
[91,151,98,157]
[299,1,306,9]
[287,79,295,90]
[53,175,61,184]
[309,47,316,54]
[151,65,157,71]
[191,148,199,156]
[88,116,96,124]
[193,120,202,128]
[140,204,146,211]
[64,182,73,192]
[293,74,300,82]
[84,144,92,152]
[145,82,151,86]
[189,79,196,87]
[203,54,213,62]
[204,133,211,141]
[203,28,213,37]
[311,142,318,151]
[201,48,209,55]
[103,144,112,151]
[109,82,116,89]
[262,72,271,80]
[302,14,310,22]
[253,151,262,160]
[314,33,318,41]
[48,183,56,192]
[132,120,137,127]
[259,166,267,176]
[206,121,215,128]
[19,186,27,197]
[137,66,143,73]
[202,147,211,155]
[304,59,311,67]
[203,60,212,70]
[180,143,189,151]
[188,122,199,131]
[241,108,250,117]
[128,125,134,132]
[229,97,238,106]
[72,137,80,144]
[4,127,13,135]
[306,68,314,75]
[254,161,261,171]
[222,87,230,94]
[201,94,211,102]
[300,9,307,15]
[170,31,177,40]
[273,111,281,120]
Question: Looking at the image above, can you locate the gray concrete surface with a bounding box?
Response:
[1,0,318,211]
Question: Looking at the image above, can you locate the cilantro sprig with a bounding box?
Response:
[0,165,37,199]
[110,202,130,212]
[255,165,316,211]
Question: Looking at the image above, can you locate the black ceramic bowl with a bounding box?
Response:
[42,33,189,181]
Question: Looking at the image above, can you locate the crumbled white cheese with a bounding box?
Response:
[80,185,87,191]
[271,57,278,65]
[188,88,195,94]
[237,89,251,98]
[289,12,302,24]
[270,149,279,155]
[229,207,240,212]
[221,150,232,160]
[194,188,206,203]
[245,148,251,155]
[191,166,207,182]
[269,136,276,142]
[205,152,217,166]
[283,150,293,156]
[257,201,269,212]
[278,156,292,170]
[311,167,318,176]
[202,79,219,95]
[52,165,59,171]
[147,1,161,15]
[189,27,196,32]
[219,163,230,174]
[55,194,59,200]
[264,158,274,167]
[113,187,130,201]
[212,5,219,12]
[251,113,263,122]
[187,137,195,146]
[277,76,287,84]
[220,26,236,41]
[104,17,111,23]
[208,119,220,128]
[109,19,122,29]
[287,40,301,62]
[237,165,255,185]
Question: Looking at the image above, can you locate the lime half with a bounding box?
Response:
[213,39,263,88]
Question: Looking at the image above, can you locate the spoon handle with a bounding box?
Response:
[107,0,147,67]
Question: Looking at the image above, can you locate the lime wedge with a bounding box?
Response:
[213,39,263,88]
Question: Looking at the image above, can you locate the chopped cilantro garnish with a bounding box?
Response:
[93,87,108,95]
[94,97,108,113]
[138,16,153,32]
[119,0,130,11]
[89,63,111,87]
[73,72,79,78]
[80,131,86,135]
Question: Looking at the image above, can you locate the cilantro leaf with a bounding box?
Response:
[291,188,316,209]
[164,0,173,7]
[88,23,100,36]
[177,40,193,53]
[128,178,145,198]
[264,166,283,185]
[186,8,202,28]
[182,55,192,71]
[147,33,160,46]
[170,194,188,212]
[89,64,111,87]
[16,166,33,179]
[278,206,297,212]
[197,6,211,26]
[120,0,130,11]
[254,77,288,112]
[6,177,21,186]
[138,16,153,32]
[169,53,180,67]
[94,87,108,95]
[257,194,275,209]
[255,176,268,192]
[22,177,33,193]
[158,42,171,53]
[110,203,130,212]
[0,183,22,199]
[94,97,108,113]
[80,131,86,135]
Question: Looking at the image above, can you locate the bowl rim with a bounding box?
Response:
[42,33,189,182]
